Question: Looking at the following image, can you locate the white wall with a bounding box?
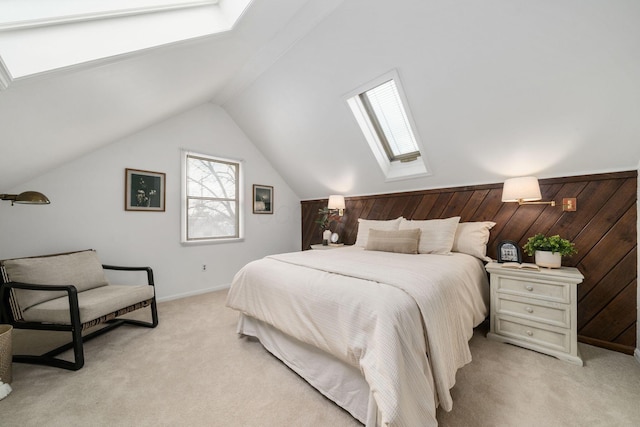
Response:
[0,103,301,301]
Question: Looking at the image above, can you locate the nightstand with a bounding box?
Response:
[485,262,584,366]
[310,243,344,250]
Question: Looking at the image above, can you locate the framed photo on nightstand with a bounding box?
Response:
[497,240,522,263]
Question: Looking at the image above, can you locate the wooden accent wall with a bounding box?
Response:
[301,171,638,354]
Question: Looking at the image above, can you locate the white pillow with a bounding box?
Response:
[399,217,460,254]
[452,221,496,261]
[355,217,403,247]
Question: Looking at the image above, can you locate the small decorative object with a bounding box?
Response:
[330,232,339,244]
[523,233,577,268]
[0,381,11,400]
[253,184,273,214]
[125,168,165,211]
[322,229,332,246]
[497,240,522,263]
[315,207,330,230]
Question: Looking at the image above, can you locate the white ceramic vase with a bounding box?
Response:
[322,229,332,246]
[535,250,562,268]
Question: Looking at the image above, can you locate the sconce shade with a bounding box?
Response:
[0,191,51,205]
[501,177,542,202]
[328,195,346,210]
[328,194,345,216]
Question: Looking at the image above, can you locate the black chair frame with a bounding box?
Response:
[0,264,158,371]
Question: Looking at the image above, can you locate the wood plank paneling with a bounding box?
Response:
[301,171,638,354]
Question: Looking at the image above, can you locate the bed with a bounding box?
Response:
[226,218,494,426]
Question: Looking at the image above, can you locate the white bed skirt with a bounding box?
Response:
[237,313,382,426]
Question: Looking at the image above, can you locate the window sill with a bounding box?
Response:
[181,237,245,246]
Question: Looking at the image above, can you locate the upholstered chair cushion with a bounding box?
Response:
[2,250,109,311]
[21,284,155,325]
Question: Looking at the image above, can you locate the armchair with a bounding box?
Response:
[0,250,158,370]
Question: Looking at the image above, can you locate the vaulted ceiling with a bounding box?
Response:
[2,0,639,199]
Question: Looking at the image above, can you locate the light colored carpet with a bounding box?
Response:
[1,290,639,426]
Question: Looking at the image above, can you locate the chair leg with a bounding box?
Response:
[12,299,157,371]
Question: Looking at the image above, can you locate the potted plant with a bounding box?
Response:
[315,207,332,245]
[523,233,577,268]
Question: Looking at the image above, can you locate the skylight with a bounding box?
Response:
[360,79,421,162]
[0,0,250,86]
[346,70,429,181]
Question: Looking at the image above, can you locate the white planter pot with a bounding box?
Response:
[535,250,562,268]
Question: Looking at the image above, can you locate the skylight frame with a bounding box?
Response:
[345,70,430,182]
[0,1,220,30]
[0,0,251,88]
[358,79,421,163]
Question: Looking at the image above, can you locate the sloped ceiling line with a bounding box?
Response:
[215,0,345,105]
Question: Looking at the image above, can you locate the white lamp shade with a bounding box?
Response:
[502,176,542,202]
[328,195,346,210]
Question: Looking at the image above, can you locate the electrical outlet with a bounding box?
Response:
[202,264,207,271]
[562,198,577,212]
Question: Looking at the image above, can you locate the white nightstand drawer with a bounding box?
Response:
[495,317,570,353]
[496,295,570,328]
[495,276,569,303]
[485,262,583,365]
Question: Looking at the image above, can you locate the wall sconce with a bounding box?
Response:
[0,191,51,206]
[501,177,555,206]
[328,195,345,216]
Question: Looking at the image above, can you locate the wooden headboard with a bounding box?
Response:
[301,171,637,354]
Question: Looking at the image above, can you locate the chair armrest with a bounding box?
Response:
[5,281,78,294]
[3,281,81,325]
[102,265,155,286]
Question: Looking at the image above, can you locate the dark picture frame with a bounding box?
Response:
[497,240,522,263]
[125,168,166,212]
[253,184,273,214]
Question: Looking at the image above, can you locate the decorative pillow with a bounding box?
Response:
[452,221,496,261]
[355,217,403,247]
[399,217,461,254]
[2,250,109,310]
[365,228,421,254]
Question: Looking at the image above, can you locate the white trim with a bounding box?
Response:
[181,149,244,244]
[635,348,640,365]
[0,29,228,90]
[0,1,219,31]
[0,56,12,91]
[157,282,229,302]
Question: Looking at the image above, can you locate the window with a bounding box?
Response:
[346,70,429,181]
[359,79,420,162]
[182,151,243,243]
[0,0,252,82]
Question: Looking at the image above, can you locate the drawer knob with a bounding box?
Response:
[525,307,534,313]
[526,330,533,336]
[525,285,534,291]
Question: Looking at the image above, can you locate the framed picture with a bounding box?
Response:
[125,168,166,212]
[497,240,522,263]
[253,184,273,214]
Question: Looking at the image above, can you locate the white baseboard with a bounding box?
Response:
[157,283,230,303]
[635,348,640,365]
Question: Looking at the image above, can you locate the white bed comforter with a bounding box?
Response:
[226,247,488,426]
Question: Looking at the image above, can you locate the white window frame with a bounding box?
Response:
[181,150,244,245]
[345,70,430,182]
